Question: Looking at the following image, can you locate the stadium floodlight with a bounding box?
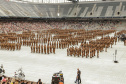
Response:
[57,13,60,16]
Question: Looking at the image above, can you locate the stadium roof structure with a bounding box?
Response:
[8,0,126,4]
[0,0,126,19]
[9,0,101,3]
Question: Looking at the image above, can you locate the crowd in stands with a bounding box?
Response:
[0,75,43,84]
[0,20,120,33]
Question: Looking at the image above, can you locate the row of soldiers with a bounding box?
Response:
[0,43,21,51]
[8,29,114,45]
[27,30,113,45]
[22,39,70,49]
[61,39,78,46]
[0,38,8,43]
[20,37,79,47]
[67,46,99,58]
[67,36,117,58]
[31,44,56,54]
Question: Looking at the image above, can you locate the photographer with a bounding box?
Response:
[0,64,5,81]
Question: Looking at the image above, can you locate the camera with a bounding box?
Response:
[51,71,64,84]
[14,68,25,80]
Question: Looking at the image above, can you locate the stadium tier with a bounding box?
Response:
[0,0,126,18]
